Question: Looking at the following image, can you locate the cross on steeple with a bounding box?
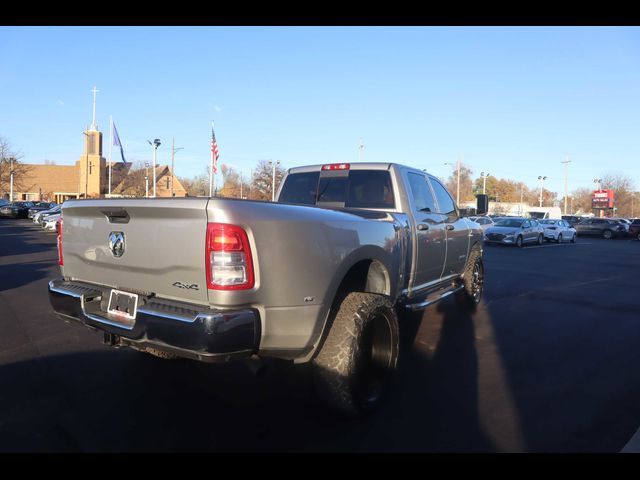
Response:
[90,86,99,131]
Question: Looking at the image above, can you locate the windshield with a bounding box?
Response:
[494,219,523,228]
[540,220,557,225]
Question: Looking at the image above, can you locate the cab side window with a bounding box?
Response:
[427,177,456,216]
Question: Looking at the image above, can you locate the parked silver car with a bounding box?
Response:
[468,216,495,231]
[539,219,577,243]
[484,217,545,247]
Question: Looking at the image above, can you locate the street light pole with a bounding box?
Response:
[481,172,490,195]
[145,162,149,198]
[538,175,547,207]
[148,139,161,198]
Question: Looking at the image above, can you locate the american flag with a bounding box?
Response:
[211,125,220,174]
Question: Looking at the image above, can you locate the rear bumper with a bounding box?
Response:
[48,278,261,363]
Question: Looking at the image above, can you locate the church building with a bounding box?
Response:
[9,88,186,202]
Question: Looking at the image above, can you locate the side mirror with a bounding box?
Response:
[476,194,488,215]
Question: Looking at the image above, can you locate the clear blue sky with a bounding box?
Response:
[1,26,639,197]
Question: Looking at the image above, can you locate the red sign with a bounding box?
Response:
[592,189,615,209]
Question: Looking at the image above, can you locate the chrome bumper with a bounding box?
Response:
[48,277,261,363]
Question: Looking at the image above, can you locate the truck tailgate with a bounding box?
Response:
[61,198,210,305]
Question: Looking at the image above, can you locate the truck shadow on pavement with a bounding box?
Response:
[0,298,496,452]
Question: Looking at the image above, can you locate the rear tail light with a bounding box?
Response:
[205,223,254,290]
[57,217,63,266]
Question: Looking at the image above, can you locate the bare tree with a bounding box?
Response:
[445,163,475,203]
[249,160,286,201]
[0,136,32,199]
[113,161,148,197]
[600,172,637,217]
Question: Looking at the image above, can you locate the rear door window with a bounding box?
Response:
[278,172,320,205]
[427,177,456,215]
[407,173,436,213]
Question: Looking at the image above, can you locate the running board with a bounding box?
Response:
[405,285,464,311]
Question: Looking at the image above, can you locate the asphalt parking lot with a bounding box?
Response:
[1,218,640,452]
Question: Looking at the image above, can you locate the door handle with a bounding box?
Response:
[416,223,429,231]
[445,225,454,231]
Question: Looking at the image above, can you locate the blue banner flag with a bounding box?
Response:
[113,122,127,163]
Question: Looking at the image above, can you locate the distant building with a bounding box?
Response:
[10,127,186,202]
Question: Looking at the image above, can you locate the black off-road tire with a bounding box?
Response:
[455,246,484,312]
[312,292,399,417]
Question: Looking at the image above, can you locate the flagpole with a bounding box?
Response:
[108,115,113,197]
[209,121,215,197]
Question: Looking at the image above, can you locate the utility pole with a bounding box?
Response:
[271,160,280,202]
[171,138,184,197]
[444,158,461,206]
[9,157,14,202]
[456,157,461,206]
[561,155,571,215]
[520,183,524,216]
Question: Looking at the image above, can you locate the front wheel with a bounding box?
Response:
[603,229,613,240]
[557,233,563,243]
[455,247,484,312]
[312,292,399,417]
[537,234,544,245]
[571,233,576,243]
[516,235,524,248]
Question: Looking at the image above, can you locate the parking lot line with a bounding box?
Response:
[524,243,592,249]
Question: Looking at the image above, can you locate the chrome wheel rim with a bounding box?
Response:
[471,260,484,303]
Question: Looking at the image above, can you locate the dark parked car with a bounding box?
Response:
[574,218,627,239]
[561,215,585,228]
[0,201,35,219]
[629,218,640,241]
[27,201,57,219]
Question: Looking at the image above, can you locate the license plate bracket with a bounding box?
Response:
[107,289,139,325]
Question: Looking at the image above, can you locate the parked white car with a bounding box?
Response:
[539,219,576,243]
[42,213,60,231]
[468,216,495,231]
[34,205,61,224]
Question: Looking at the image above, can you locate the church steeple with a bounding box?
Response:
[90,86,99,131]
[77,86,106,198]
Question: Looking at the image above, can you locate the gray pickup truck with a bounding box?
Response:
[49,162,484,415]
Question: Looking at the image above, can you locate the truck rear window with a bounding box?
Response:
[279,170,395,209]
